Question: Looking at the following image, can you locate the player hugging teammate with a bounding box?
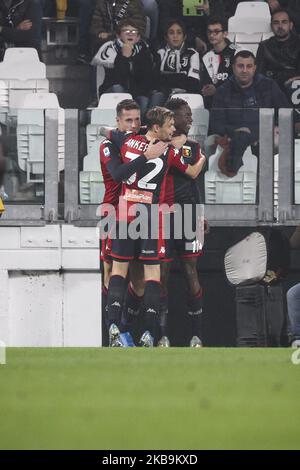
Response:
[99,99,206,347]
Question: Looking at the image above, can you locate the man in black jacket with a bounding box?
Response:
[256,9,300,104]
[210,50,290,176]
[0,0,42,60]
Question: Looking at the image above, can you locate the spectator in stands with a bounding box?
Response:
[0,0,42,60]
[267,1,300,33]
[201,16,240,108]
[256,9,300,104]
[96,19,153,117]
[151,19,200,107]
[156,0,225,53]
[223,0,262,19]
[210,50,290,177]
[90,0,146,54]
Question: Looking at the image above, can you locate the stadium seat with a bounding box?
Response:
[229,16,271,34]
[171,94,207,143]
[80,171,105,204]
[189,109,209,144]
[227,32,236,43]
[80,139,105,204]
[0,48,46,79]
[97,93,132,109]
[205,145,257,204]
[236,43,259,55]
[235,32,262,55]
[235,1,271,19]
[171,93,204,109]
[235,33,262,49]
[86,93,132,153]
[16,109,44,181]
[16,93,65,182]
[0,48,49,124]
[96,92,132,128]
[262,32,274,40]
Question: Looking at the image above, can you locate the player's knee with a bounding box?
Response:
[144,264,160,282]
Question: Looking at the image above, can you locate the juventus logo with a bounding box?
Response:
[181,57,188,68]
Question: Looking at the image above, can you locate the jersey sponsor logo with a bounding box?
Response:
[213,72,229,83]
[103,147,110,157]
[123,188,153,204]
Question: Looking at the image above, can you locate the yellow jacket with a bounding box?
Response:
[0,196,5,214]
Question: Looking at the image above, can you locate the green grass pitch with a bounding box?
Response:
[0,348,299,450]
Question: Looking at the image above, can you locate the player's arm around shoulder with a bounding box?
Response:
[168,136,206,178]
[99,139,114,162]
[185,145,206,179]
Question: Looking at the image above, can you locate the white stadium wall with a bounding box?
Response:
[0,225,102,346]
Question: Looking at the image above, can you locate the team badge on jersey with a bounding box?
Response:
[182,145,192,158]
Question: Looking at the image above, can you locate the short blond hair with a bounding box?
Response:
[146,107,174,129]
